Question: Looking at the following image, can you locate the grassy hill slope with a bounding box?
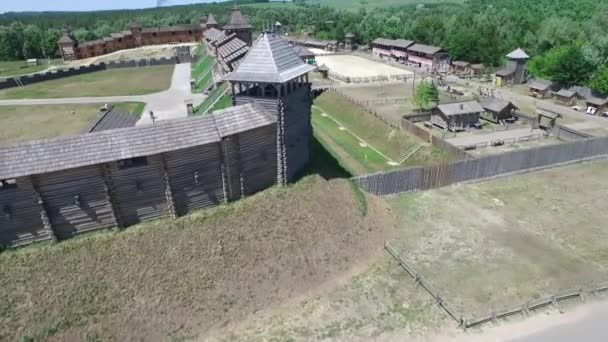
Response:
[0,176,394,341]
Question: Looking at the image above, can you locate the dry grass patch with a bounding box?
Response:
[0,176,394,341]
[388,160,608,317]
[0,104,105,143]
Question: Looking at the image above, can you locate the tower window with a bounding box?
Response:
[0,179,17,190]
[117,157,148,169]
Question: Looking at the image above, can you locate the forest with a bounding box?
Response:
[0,0,607,93]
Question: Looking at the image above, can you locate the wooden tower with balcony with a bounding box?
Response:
[224,33,316,185]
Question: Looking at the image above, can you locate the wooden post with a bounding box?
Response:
[218,142,229,204]
[99,164,122,229]
[26,176,58,242]
[159,154,178,219]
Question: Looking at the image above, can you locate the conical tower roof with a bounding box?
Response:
[225,7,252,30]
[225,33,315,83]
[206,13,218,26]
[506,48,529,60]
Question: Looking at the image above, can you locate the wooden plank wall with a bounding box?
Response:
[165,144,225,216]
[238,125,278,195]
[108,155,169,226]
[281,84,313,182]
[0,121,283,248]
[0,177,51,247]
[34,166,116,239]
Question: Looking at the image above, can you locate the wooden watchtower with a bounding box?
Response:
[225,33,316,185]
[224,6,253,46]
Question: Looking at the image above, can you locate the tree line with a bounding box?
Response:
[0,0,606,93]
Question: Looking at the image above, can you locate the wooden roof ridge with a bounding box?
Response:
[0,103,275,180]
[206,13,218,25]
[224,33,315,83]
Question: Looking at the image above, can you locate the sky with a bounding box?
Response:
[0,0,219,13]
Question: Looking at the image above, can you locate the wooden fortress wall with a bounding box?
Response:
[0,125,277,248]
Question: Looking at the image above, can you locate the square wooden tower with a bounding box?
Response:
[225,33,316,185]
[224,7,253,46]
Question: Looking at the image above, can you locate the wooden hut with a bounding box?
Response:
[536,103,563,130]
[431,101,484,132]
[479,98,517,124]
[344,32,357,51]
[528,79,553,99]
[451,61,471,77]
[317,64,329,78]
[586,97,608,115]
[471,64,485,77]
[554,89,577,106]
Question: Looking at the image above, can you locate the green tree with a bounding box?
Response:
[589,65,608,95]
[414,81,439,111]
[528,44,594,87]
[22,24,42,59]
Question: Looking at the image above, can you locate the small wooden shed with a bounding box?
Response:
[451,61,471,77]
[536,103,564,130]
[317,64,329,78]
[479,97,517,124]
[554,89,577,106]
[471,64,485,77]
[529,79,553,99]
[431,101,484,132]
[586,97,608,115]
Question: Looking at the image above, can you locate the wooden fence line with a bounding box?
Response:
[386,241,608,330]
[385,242,463,324]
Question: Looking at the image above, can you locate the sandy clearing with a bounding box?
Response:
[316,55,413,78]
[309,47,333,55]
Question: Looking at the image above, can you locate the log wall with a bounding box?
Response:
[0,123,279,248]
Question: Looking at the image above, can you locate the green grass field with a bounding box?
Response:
[0,104,104,143]
[0,65,174,99]
[0,60,50,78]
[313,92,453,174]
[193,83,229,115]
[192,54,215,93]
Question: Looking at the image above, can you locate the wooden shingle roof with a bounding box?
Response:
[392,39,415,49]
[206,13,218,25]
[480,97,515,113]
[371,38,396,46]
[555,89,576,98]
[292,45,315,58]
[225,7,252,30]
[407,43,443,55]
[506,48,529,60]
[0,103,275,179]
[529,79,552,91]
[224,33,315,83]
[437,101,485,117]
[86,108,139,133]
[58,34,74,44]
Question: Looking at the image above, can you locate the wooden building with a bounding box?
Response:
[344,32,357,51]
[204,27,249,73]
[451,61,471,77]
[224,6,254,46]
[586,97,608,115]
[225,33,316,184]
[1,33,316,248]
[479,97,517,123]
[390,39,415,62]
[59,19,206,60]
[528,79,553,99]
[536,103,563,130]
[471,64,485,77]
[0,103,277,247]
[371,38,395,58]
[317,64,329,78]
[406,43,443,71]
[292,45,315,63]
[495,48,529,86]
[431,101,484,132]
[554,89,577,106]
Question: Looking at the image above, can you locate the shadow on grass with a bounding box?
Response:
[297,136,352,181]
